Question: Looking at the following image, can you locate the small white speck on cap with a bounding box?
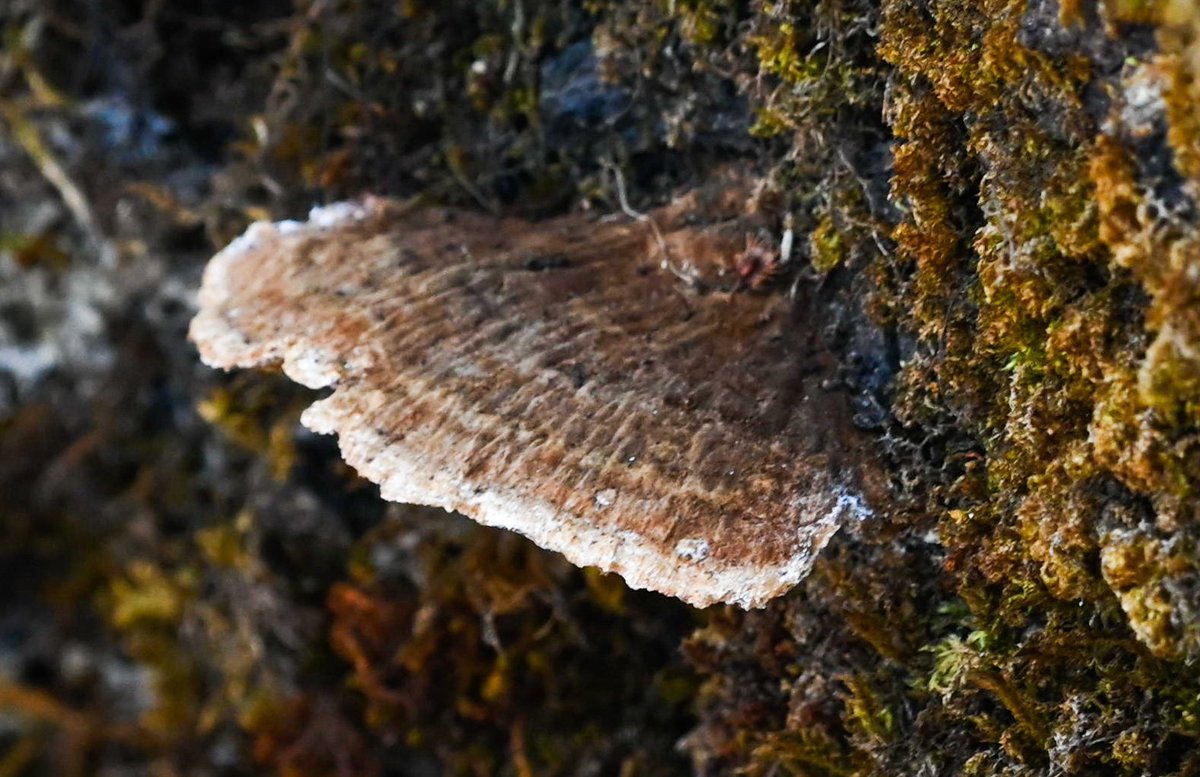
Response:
[594,488,617,508]
[675,538,711,562]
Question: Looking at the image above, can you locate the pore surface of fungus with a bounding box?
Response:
[190,185,879,607]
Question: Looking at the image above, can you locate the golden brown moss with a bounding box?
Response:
[685,1,1200,774]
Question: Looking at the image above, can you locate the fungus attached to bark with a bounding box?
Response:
[190,184,881,608]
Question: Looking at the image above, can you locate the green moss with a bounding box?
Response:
[674,0,736,47]
[810,214,847,274]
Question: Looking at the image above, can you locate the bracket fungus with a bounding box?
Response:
[190,184,882,608]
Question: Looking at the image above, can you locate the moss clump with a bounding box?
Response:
[676,1,1200,774]
[810,213,848,274]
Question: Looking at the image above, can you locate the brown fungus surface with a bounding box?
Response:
[190,185,882,608]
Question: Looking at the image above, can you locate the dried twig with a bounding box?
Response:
[603,159,698,286]
[0,99,116,267]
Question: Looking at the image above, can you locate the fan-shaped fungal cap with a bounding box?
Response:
[189,186,880,608]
